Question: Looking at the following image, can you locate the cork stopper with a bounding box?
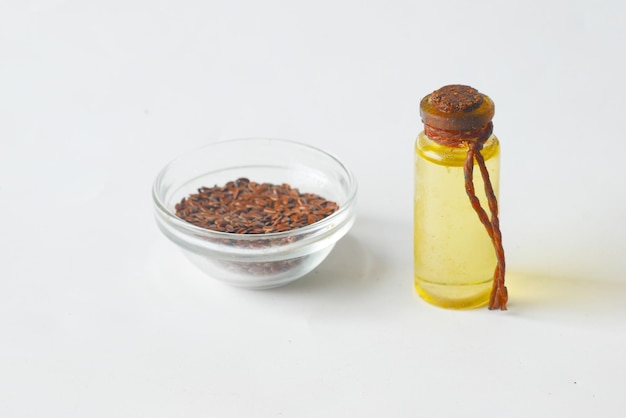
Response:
[420,84,495,131]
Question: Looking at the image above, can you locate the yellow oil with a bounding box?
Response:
[414,132,500,309]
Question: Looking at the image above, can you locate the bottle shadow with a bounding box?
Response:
[507,269,626,320]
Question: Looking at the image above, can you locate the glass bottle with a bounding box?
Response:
[414,85,507,310]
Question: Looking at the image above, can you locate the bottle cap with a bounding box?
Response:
[420,85,494,131]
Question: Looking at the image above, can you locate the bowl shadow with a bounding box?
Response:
[271,232,379,294]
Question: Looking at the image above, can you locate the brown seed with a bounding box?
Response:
[175,178,340,276]
[175,178,338,236]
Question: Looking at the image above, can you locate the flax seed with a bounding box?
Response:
[175,178,340,276]
[175,178,339,235]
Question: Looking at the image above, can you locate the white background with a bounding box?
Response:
[2,0,626,417]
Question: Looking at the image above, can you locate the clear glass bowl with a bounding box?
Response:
[152,138,357,289]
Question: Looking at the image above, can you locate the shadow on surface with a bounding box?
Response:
[274,233,380,294]
[274,215,413,295]
[507,269,626,318]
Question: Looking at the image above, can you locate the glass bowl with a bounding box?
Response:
[152,138,357,289]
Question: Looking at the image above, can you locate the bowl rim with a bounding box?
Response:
[152,137,358,242]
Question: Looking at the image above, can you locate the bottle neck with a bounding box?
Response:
[423,122,493,149]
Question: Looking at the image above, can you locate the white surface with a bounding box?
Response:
[2,0,626,417]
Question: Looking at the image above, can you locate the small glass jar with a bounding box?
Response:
[413,85,506,309]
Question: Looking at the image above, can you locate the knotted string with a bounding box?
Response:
[424,122,508,310]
